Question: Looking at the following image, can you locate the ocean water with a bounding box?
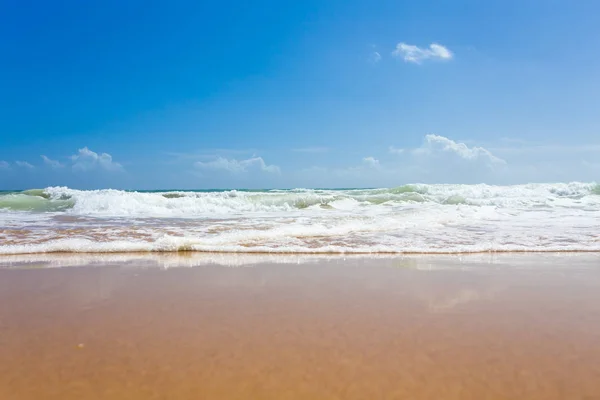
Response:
[0,183,599,255]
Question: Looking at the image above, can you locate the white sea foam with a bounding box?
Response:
[1,183,599,255]
[1,252,596,270]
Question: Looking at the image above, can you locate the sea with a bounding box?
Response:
[1,182,599,255]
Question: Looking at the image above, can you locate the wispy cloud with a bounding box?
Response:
[292,147,329,154]
[15,161,34,169]
[41,155,64,169]
[389,146,405,155]
[301,134,599,186]
[446,136,600,157]
[70,147,123,172]
[368,51,382,64]
[392,43,453,64]
[362,156,381,169]
[310,156,384,175]
[417,134,505,166]
[166,148,259,162]
[0,161,10,170]
[195,156,280,174]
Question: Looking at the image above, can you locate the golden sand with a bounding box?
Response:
[1,256,600,399]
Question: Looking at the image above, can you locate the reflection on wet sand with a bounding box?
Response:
[1,255,600,399]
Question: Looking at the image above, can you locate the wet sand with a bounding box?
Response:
[1,254,600,399]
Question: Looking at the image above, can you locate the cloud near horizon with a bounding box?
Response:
[15,161,34,169]
[418,134,506,166]
[195,156,280,174]
[41,155,64,169]
[392,43,453,64]
[362,156,381,169]
[298,134,509,187]
[70,147,123,172]
[3,135,598,188]
[389,146,404,155]
[0,148,122,174]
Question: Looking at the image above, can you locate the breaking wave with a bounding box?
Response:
[1,183,599,255]
[0,182,598,216]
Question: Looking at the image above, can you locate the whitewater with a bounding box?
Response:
[0,183,599,255]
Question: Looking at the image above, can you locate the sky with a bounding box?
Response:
[1,0,600,189]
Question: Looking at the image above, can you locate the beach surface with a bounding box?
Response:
[1,253,600,399]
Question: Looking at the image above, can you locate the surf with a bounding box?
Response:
[1,182,599,255]
[0,182,598,216]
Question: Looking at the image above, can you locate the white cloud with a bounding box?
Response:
[0,161,10,170]
[299,135,507,186]
[70,147,123,172]
[331,157,384,175]
[368,51,382,64]
[300,134,600,186]
[292,147,329,153]
[297,156,395,188]
[167,148,259,162]
[41,155,64,169]
[362,156,381,169]
[195,156,280,174]
[15,161,34,169]
[389,146,405,155]
[392,42,453,64]
[419,134,506,166]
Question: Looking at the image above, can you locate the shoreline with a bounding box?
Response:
[1,251,600,270]
[0,252,600,271]
[2,249,600,257]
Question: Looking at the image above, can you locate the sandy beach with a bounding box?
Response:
[1,253,600,399]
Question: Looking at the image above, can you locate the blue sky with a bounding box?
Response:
[1,0,599,189]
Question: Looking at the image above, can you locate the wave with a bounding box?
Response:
[1,183,599,255]
[0,192,74,212]
[3,242,600,257]
[0,182,598,216]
